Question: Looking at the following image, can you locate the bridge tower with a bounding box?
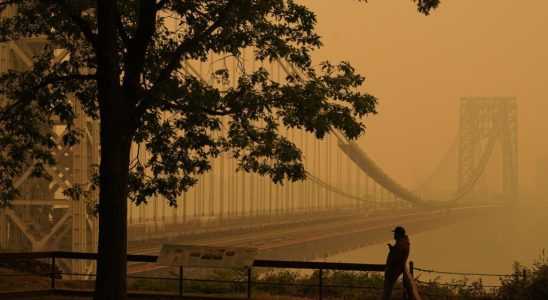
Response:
[458,97,518,203]
[0,6,98,274]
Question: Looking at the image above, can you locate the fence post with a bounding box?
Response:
[247,267,252,299]
[403,261,415,300]
[179,265,183,296]
[51,253,56,291]
[318,268,323,300]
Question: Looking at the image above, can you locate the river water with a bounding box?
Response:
[324,204,548,287]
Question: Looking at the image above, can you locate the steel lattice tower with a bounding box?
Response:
[0,6,98,274]
[458,97,518,203]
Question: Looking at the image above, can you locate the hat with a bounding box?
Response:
[392,226,406,235]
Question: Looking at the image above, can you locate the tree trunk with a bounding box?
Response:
[94,114,132,300]
[94,0,133,299]
[94,83,133,297]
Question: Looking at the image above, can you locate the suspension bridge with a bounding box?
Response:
[0,38,518,276]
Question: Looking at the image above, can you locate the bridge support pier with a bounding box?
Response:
[0,31,99,276]
[459,97,518,204]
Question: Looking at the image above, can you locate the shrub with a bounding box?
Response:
[497,250,548,300]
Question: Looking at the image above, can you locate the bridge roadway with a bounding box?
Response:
[127,205,500,272]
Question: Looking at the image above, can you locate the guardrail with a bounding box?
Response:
[0,251,421,299]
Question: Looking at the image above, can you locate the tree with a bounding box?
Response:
[0,0,439,299]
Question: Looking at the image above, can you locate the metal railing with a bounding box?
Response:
[0,251,421,299]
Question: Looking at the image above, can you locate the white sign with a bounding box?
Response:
[157,244,259,268]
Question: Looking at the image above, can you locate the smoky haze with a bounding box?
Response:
[297,0,548,284]
[300,0,548,197]
[3,2,548,298]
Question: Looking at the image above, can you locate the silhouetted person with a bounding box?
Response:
[382,226,410,300]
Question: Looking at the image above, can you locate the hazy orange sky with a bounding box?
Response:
[299,0,548,194]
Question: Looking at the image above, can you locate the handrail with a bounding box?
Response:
[0,251,158,263]
[0,250,388,271]
[0,251,53,260]
[0,251,421,299]
[253,259,386,271]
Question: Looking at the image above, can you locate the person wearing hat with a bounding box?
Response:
[382,226,410,300]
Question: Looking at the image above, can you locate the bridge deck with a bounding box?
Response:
[128,206,500,262]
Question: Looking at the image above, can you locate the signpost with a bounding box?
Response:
[157,244,258,268]
[157,244,259,298]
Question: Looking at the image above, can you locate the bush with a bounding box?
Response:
[128,268,250,295]
[497,250,548,300]
[417,276,495,299]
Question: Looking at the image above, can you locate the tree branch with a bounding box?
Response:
[162,101,233,116]
[115,4,131,48]
[201,106,233,116]
[123,0,157,94]
[57,2,100,52]
[135,0,237,117]
[38,73,97,89]
[156,2,235,86]
[156,0,169,10]
[241,121,262,146]
[0,73,96,120]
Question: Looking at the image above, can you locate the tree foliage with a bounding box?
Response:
[0,0,440,208]
[360,0,440,15]
[498,252,548,300]
[0,0,387,207]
